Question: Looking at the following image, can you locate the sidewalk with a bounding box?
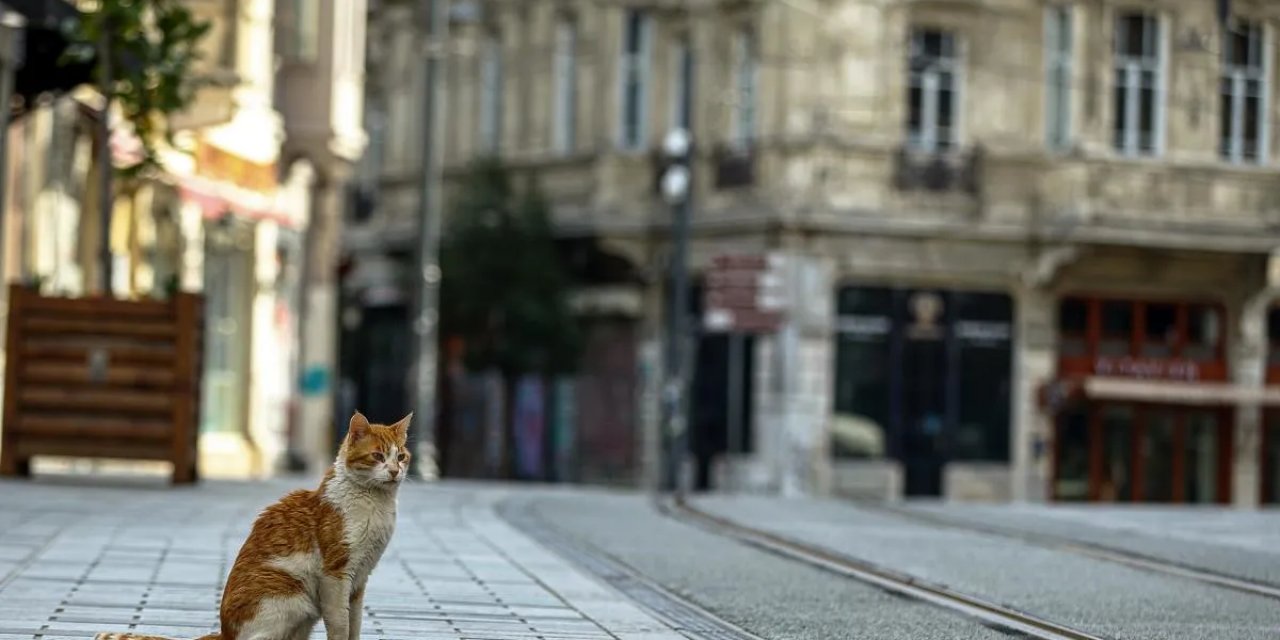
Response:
[0,477,683,640]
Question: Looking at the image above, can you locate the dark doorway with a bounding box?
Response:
[340,304,411,444]
[689,332,756,491]
[900,290,949,496]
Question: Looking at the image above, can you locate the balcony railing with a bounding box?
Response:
[713,144,755,189]
[893,145,983,195]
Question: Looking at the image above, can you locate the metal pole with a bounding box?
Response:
[662,192,692,493]
[409,0,450,479]
[726,332,743,491]
[97,22,112,295]
[0,15,19,289]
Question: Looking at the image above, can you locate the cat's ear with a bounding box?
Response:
[349,411,371,441]
[390,413,412,442]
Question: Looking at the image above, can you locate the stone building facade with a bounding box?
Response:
[422,0,1280,506]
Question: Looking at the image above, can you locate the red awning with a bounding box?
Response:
[177,174,295,228]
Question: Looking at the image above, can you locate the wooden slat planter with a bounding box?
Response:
[0,285,204,484]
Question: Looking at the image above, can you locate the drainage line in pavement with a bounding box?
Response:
[862,503,1280,603]
[495,497,767,640]
[664,496,1105,640]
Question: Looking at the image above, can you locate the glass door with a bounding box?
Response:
[1183,410,1223,504]
[1098,405,1135,501]
[1263,413,1280,504]
[1139,409,1178,502]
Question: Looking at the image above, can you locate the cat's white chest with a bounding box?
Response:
[325,486,397,585]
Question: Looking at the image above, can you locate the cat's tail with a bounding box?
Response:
[93,634,221,640]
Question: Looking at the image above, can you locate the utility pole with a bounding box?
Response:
[408,0,451,479]
[659,128,693,494]
[0,9,22,290]
[97,18,113,294]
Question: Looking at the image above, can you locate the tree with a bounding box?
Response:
[63,0,210,176]
[439,159,582,477]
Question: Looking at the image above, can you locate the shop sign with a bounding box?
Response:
[956,320,1011,345]
[1094,357,1200,381]
[703,253,785,333]
[836,314,891,337]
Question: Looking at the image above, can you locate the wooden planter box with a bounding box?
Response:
[0,285,204,483]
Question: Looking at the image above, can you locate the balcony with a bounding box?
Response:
[893,145,983,195]
[713,144,756,189]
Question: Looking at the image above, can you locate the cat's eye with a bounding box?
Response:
[397,453,408,462]
[372,453,385,462]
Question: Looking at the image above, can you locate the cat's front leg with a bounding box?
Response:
[348,584,365,640]
[319,576,351,640]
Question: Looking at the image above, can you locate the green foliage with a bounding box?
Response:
[62,0,211,176]
[440,158,582,377]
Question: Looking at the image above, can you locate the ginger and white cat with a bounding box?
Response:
[96,411,412,640]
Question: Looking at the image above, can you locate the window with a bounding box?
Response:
[1100,300,1133,356]
[1059,298,1089,357]
[1113,12,1164,156]
[907,28,960,153]
[619,9,652,151]
[1186,305,1222,362]
[833,288,894,459]
[1045,6,1073,151]
[552,17,577,154]
[953,292,1013,461]
[479,33,504,154]
[1221,20,1267,163]
[731,26,757,148]
[670,36,694,131]
[285,0,319,61]
[1267,308,1280,366]
[1142,303,1177,358]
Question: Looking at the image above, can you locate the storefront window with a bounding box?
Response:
[1185,411,1219,504]
[1142,303,1177,358]
[1100,405,1134,501]
[1100,301,1132,356]
[954,292,1012,460]
[1141,410,1176,501]
[833,287,893,458]
[1267,308,1280,366]
[1187,305,1222,362]
[1055,409,1089,501]
[1263,417,1280,504]
[1059,298,1088,357]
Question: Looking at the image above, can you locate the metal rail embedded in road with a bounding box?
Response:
[866,503,1280,603]
[663,497,1106,640]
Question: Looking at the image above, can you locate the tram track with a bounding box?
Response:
[661,495,1107,640]
[862,502,1280,603]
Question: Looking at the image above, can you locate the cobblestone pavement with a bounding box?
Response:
[0,477,683,640]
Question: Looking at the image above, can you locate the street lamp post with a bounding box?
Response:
[660,128,693,495]
[408,0,452,479]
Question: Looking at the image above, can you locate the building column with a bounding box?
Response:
[1011,285,1057,502]
[1231,292,1269,508]
[754,253,833,497]
[297,165,352,472]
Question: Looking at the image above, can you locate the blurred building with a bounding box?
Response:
[274,0,369,473]
[0,0,320,479]
[373,0,1280,507]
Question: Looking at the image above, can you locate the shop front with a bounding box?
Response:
[1047,296,1235,503]
[1262,308,1280,505]
[832,286,1014,497]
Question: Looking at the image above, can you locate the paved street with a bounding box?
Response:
[0,478,681,640]
[1,478,1279,640]
[691,495,1280,640]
